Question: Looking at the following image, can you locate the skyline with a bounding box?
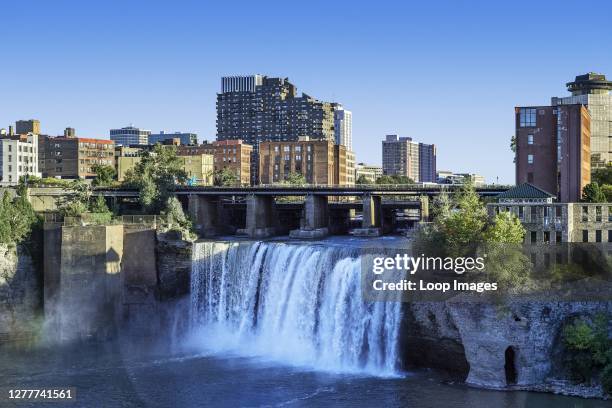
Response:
[2,1,612,184]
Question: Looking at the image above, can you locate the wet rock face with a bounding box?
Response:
[402,300,612,398]
[155,234,193,300]
[400,302,469,380]
[0,244,41,341]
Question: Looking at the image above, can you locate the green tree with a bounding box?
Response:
[0,190,39,245]
[602,184,612,202]
[355,174,370,185]
[483,211,526,244]
[582,182,607,203]
[124,145,187,213]
[160,196,194,239]
[592,166,612,186]
[213,167,239,187]
[284,172,306,186]
[91,164,116,187]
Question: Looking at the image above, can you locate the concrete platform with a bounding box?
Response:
[289,227,329,239]
[350,227,382,237]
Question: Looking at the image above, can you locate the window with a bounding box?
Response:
[582,206,589,222]
[283,146,290,152]
[555,206,562,217]
[530,231,537,244]
[555,231,562,244]
[609,230,612,243]
[609,207,612,222]
[596,230,602,243]
[582,230,589,243]
[527,172,534,183]
[518,206,524,219]
[519,108,537,127]
[531,206,537,219]
[527,154,534,164]
[544,231,550,244]
[527,134,534,145]
[596,206,602,222]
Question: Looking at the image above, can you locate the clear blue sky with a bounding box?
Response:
[1,0,611,184]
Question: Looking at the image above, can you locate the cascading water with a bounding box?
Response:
[189,240,403,376]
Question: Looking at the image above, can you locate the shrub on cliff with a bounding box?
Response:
[0,190,40,245]
[562,314,612,389]
[160,197,195,241]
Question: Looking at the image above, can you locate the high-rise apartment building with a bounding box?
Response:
[382,135,436,182]
[110,126,151,146]
[216,75,336,184]
[333,104,352,150]
[515,104,590,202]
[177,140,253,186]
[552,73,612,169]
[15,119,40,135]
[0,134,41,186]
[258,138,354,186]
[418,143,437,182]
[149,131,197,146]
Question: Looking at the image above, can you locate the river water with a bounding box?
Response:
[0,237,609,407]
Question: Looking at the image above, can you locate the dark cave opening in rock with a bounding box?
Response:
[505,346,517,385]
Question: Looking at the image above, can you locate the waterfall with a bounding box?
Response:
[189,240,403,376]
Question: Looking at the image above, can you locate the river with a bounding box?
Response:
[0,237,609,407]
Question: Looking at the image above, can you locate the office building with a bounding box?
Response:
[216,75,336,183]
[40,136,115,179]
[0,133,41,186]
[333,104,352,150]
[515,104,590,202]
[552,73,612,169]
[110,126,151,146]
[258,137,354,186]
[488,183,612,245]
[149,131,197,146]
[177,140,253,185]
[382,135,436,182]
[15,119,40,135]
[355,163,383,183]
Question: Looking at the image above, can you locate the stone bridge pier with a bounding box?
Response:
[243,195,276,239]
[187,195,219,237]
[353,194,383,237]
[290,195,329,239]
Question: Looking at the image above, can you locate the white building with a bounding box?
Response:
[355,162,383,183]
[334,105,352,151]
[0,134,41,186]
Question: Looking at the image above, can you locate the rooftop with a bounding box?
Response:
[497,183,555,200]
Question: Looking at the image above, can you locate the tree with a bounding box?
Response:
[591,166,612,186]
[510,135,517,163]
[284,172,306,186]
[91,164,116,187]
[483,211,526,244]
[376,175,414,184]
[213,167,239,187]
[124,145,187,213]
[356,175,370,185]
[602,184,612,202]
[582,182,607,203]
[0,190,39,245]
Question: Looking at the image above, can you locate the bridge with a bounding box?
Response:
[27,184,510,238]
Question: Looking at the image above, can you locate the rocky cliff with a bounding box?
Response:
[401,298,612,399]
[0,244,41,343]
